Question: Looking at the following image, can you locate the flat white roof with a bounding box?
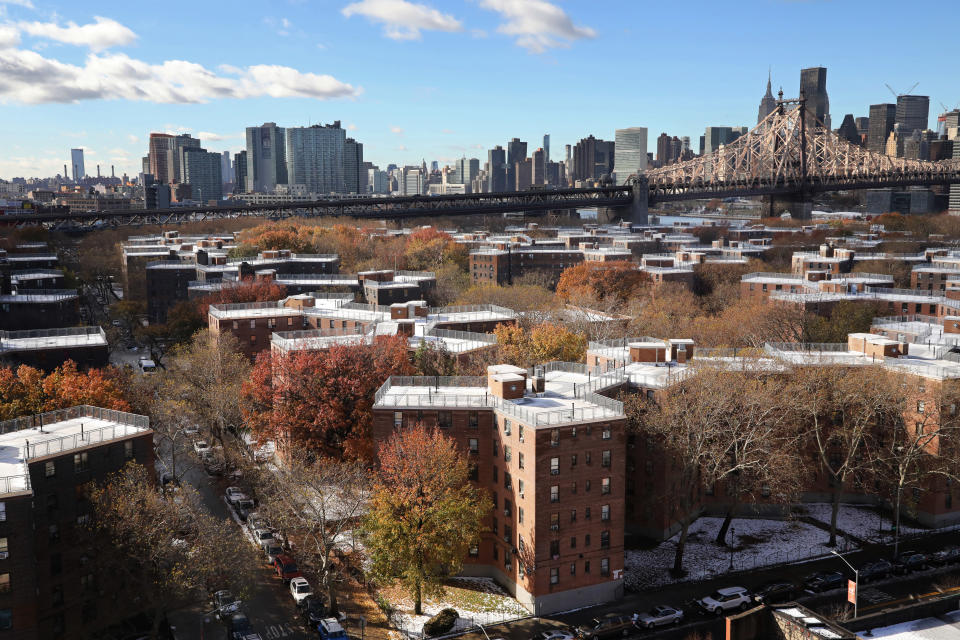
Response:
[865,608,960,639]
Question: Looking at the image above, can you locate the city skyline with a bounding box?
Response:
[0,0,956,179]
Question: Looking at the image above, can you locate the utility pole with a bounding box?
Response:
[831,549,859,619]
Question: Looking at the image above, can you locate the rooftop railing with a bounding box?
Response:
[0,405,148,437]
[10,269,63,278]
[425,328,497,345]
[271,329,369,352]
[0,326,106,352]
[740,272,806,281]
[224,253,339,265]
[145,259,195,269]
[871,314,941,326]
[0,290,78,303]
[864,286,941,298]
[588,337,663,351]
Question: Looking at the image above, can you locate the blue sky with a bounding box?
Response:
[0,0,954,180]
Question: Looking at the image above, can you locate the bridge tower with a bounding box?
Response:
[598,175,648,224]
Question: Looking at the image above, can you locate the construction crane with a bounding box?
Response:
[885,82,920,97]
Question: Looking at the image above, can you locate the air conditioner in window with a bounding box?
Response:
[550,524,559,531]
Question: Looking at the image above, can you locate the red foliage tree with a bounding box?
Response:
[555,260,649,303]
[196,278,288,319]
[242,336,412,461]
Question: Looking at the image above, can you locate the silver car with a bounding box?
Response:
[635,605,683,629]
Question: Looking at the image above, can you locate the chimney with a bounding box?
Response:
[111,165,115,178]
[63,164,68,178]
[97,165,100,178]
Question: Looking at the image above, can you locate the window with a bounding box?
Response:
[570,481,577,494]
[601,530,610,549]
[550,429,560,447]
[602,428,611,440]
[601,477,611,495]
[550,457,559,475]
[584,533,591,546]
[52,585,63,606]
[550,540,560,557]
[287,317,294,327]
[469,544,479,557]
[601,504,610,521]
[571,426,577,438]
[45,461,55,478]
[249,319,256,329]
[504,445,512,463]
[74,452,88,473]
[468,412,478,429]
[49,524,60,542]
[394,412,403,428]
[493,546,498,560]
[493,441,499,457]
[0,538,7,560]
[550,513,559,531]
[267,318,276,329]
[585,480,591,492]
[0,610,9,631]
[504,472,511,490]
[438,411,452,429]
[518,507,524,524]
[570,509,577,523]
[570,535,577,549]
[550,567,559,585]
[468,463,478,482]
[0,574,8,594]
[601,450,611,467]
[550,485,559,503]
[492,466,498,482]
[504,524,512,544]
[570,454,578,467]
[124,440,134,460]
[570,562,577,576]
[585,506,591,520]
[504,550,511,570]
[584,560,591,574]
[504,500,512,517]
[0,503,6,522]
[493,518,499,536]
[468,438,479,455]
[518,452,524,469]
[585,452,592,465]
[917,401,925,414]
[518,424,524,442]
[518,479,525,498]
[503,420,511,436]
[600,558,610,576]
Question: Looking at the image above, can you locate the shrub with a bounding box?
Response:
[423,608,459,637]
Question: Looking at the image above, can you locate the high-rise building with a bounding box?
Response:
[506,138,527,192]
[233,151,247,194]
[147,134,174,184]
[543,134,550,163]
[182,147,223,203]
[757,71,777,123]
[800,66,830,128]
[703,127,745,156]
[868,104,897,155]
[368,167,389,194]
[938,109,960,139]
[515,158,532,190]
[532,148,546,186]
[895,95,930,136]
[454,157,480,188]
[885,125,905,158]
[613,128,648,185]
[655,132,672,167]
[284,122,345,195]
[487,146,507,192]
[70,148,85,182]
[401,167,424,196]
[573,136,616,183]
[855,117,870,140]
[221,151,233,185]
[245,123,287,193]
[172,134,201,184]
[344,137,363,194]
[951,131,960,215]
[837,114,860,146]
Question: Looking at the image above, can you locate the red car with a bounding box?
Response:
[273,554,302,582]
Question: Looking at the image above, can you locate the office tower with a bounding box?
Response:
[655,133,672,167]
[702,127,743,156]
[233,151,247,194]
[868,104,897,155]
[699,136,705,155]
[487,146,507,192]
[368,168,389,194]
[245,123,287,192]
[148,134,175,184]
[938,110,960,138]
[283,123,345,195]
[800,66,830,128]
[401,167,424,196]
[506,138,527,192]
[855,117,870,139]
[532,148,546,186]
[344,137,363,194]
[895,95,930,136]
[141,156,150,177]
[182,148,223,203]
[885,125,905,157]
[543,134,550,163]
[572,136,616,182]
[564,144,571,164]
[515,158,532,190]
[221,151,233,184]
[453,157,479,187]
[172,134,201,184]
[70,148,85,182]
[757,70,777,123]
[837,114,860,146]
[951,134,960,215]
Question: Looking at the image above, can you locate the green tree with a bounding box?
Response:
[363,425,490,614]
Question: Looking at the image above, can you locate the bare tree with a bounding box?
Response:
[245,454,368,615]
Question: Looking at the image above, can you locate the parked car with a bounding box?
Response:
[804,572,845,592]
[635,605,683,629]
[290,577,313,604]
[247,514,267,534]
[859,560,893,582]
[894,552,928,574]
[235,499,256,522]
[537,630,575,640]
[299,596,328,629]
[752,581,796,604]
[318,618,347,640]
[575,613,635,639]
[273,554,301,582]
[213,589,241,617]
[252,528,275,549]
[697,587,752,615]
[932,547,960,566]
[264,543,284,564]
[183,425,200,437]
[225,487,246,504]
[225,612,263,640]
[193,440,211,456]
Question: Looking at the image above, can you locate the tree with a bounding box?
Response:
[493,322,586,365]
[245,454,368,615]
[110,300,146,335]
[362,425,491,614]
[195,277,288,319]
[87,463,257,639]
[243,336,412,461]
[556,261,649,304]
[454,283,558,313]
[404,227,469,271]
[412,341,459,377]
[0,361,130,420]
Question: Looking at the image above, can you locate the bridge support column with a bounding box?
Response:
[598,177,649,225]
[767,193,813,220]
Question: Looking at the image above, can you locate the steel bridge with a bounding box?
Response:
[7,96,960,229]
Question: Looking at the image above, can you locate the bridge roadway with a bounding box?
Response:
[6,172,960,229]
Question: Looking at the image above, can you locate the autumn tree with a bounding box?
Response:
[412,341,459,377]
[0,361,130,420]
[87,463,258,639]
[404,227,469,271]
[245,454,368,615]
[362,425,491,614]
[110,300,146,335]
[243,336,412,460]
[494,322,586,365]
[454,283,558,313]
[556,261,649,304]
[195,277,288,319]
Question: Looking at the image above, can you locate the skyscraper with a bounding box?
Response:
[613,128,647,185]
[506,138,527,192]
[895,95,930,136]
[799,67,830,128]
[655,133,672,167]
[221,151,233,185]
[757,71,777,123]
[245,123,287,193]
[532,148,546,186]
[172,134,201,183]
[487,146,507,192]
[837,114,860,146]
[70,148,85,182]
[867,104,897,155]
[182,148,223,203]
[703,127,744,156]
[233,151,247,194]
[344,137,364,194]
[543,134,550,163]
[284,123,346,195]
[148,133,175,184]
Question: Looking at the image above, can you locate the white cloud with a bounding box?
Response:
[341,0,461,40]
[0,50,361,104]
[0,24,20,47]
[197,131,237,141]
[390,126,404,135]
[126,134,139,144]
[347,123,357,131]
[281,18,292,29]
[1,0,34,8]
[479,0,595,53]
[163,125,193,135]
[18,16,137,52]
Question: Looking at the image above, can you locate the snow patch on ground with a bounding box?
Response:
[380,577,528,638]
[797,503,926,543]
[625,516,856,590]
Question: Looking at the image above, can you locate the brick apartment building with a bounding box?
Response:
[0,291,80,332]
[0,327,108,370]
[0,405,153,639]
[470,248,585,285]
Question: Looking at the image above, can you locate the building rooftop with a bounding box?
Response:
[0,327,107,353]
[0,406,149,497]
[862,608,960,639]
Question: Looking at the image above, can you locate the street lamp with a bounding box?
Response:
[831,549,858,619]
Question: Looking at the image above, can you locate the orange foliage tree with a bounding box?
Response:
[556,261,649,303]
[242,336,412,461]
[0,361,130,420]
[404,227,469,271]
[494,322,586,365]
